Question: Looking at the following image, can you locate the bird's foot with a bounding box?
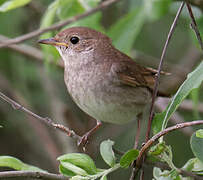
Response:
[77,133,89,148]
[77,120,102,149]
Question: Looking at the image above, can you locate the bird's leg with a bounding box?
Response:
[134,114,142,149]
[77,120,102,147]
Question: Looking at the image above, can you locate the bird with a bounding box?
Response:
[38,26,169,145]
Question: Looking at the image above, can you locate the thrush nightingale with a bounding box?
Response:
[39,27,168,144]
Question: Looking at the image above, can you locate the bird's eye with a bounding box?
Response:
[70,36,79,44]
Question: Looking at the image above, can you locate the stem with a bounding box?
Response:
[0,171,66,180]
[186,3,203,50]
[145,1,185,142]
[0,91,81,141]
[130,3,185,179]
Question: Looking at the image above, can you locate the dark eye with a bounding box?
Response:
[70,36,79,44]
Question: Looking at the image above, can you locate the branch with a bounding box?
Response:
[0,0,119,48]
[130,3,185,180]
[0,171,66,180]
[0,91,82,143]
[0,35,64,68]
[186,3,203,50]
[178,0,203,10]
[145,1,185,142]
[136,120,203,168]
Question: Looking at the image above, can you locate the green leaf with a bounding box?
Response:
[191,130,203,163]
[153,167,182,180]
[100,175,107,180]
[59,164,76,177]
[0,0,7,6]
[64,12,104,32]
[196,129,203,138]
[153,61,203,136]
[107,7,145,55]
[40,0,58,29]
[60,162,88,176]
[193,158,203,173]
[70,175,88,180]
[144,0,172,21]
[182,158,196,172]
[56,0,85,20]
[57,153,97,175]
[120,149,139,168]
[190,88,200,119]
[100,140,116,167]
[182,158,203,173]
[148,142,166,156]
[0,0,31,12]
[40,0,60,63]
[0,156,45,172]
[84,0,100,8]
[153,167,172,180]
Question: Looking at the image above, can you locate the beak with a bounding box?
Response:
[38,38,68,47]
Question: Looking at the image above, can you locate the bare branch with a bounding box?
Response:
[177,0,203,10]
[0,171,66,180]
[0,0,120,48]
[186,3,203,50]
[0,91,81,142]
[145,1,185,142]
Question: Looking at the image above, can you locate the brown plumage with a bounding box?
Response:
[39,26,170,125]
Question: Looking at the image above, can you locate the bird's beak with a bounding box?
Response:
[38,38,68,47]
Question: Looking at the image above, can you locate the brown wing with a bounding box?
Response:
[111,60,170,96]
[112,61,155,88]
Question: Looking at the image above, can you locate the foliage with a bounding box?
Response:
[0,0,31,12]
[0,0,203,180]
[0,156,45,172]
[153,61,203,136]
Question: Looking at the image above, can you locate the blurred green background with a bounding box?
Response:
[0,0,203,179]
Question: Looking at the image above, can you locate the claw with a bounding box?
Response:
[76,120,102,149]
[77,133,89,147]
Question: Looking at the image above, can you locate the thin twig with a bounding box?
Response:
[186,3,203,50]
[0,171,66,180]
[178,0,203,10]
[136,120,203,168]
[0,91,81,141]
[133,3,185,180]
[177,169,203,180]
[0,162,201,180]
[129,167,137,180]
[145,1,185,143]
[140,169,144,180]
[0,73,61,168]
[0,0,119,48]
